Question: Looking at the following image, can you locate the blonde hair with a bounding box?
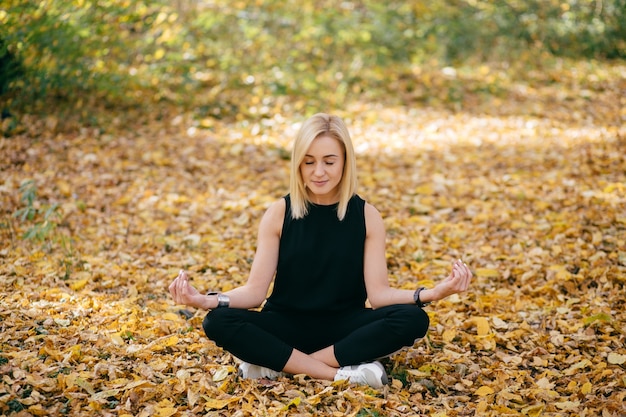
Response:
[289,113,357,221]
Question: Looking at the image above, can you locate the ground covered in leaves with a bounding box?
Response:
[1,64,626,416]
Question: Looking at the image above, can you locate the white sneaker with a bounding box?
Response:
[238,361,283,380]
[334,361,388,388]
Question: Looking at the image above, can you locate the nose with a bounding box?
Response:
[314,162,325,177]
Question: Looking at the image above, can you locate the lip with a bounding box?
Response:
[311,180,328,187]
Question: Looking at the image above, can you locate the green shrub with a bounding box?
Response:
[13,180,61,242]
[0,0,624,114]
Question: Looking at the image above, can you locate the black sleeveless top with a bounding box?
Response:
[263,194,367,313]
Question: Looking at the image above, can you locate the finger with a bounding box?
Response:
[176,279,185,292]
[170,285,180,299]
[461,266,471,289]
[175,278,187,295]
[463,265,474,282]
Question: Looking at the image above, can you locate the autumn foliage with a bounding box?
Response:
[1,1,626,416]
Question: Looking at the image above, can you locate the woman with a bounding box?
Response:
[169,113,472,388]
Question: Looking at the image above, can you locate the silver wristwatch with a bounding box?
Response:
[207,291,230,308]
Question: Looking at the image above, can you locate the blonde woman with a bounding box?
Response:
[169,113,472,387]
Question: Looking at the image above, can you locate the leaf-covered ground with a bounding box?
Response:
[1,64,626,416]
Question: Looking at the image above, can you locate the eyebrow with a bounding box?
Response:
[304,154,339,158]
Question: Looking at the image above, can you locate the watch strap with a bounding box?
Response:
[413,287,430,308]
[207,291,230,308]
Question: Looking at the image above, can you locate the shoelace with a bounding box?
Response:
[335,368,367,385]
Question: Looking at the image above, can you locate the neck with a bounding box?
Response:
[307,191,340,206]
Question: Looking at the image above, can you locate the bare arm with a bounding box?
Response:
[169,199,285,310]
[363,203,472,308]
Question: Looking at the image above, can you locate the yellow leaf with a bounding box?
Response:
[56,180,72,197]
[442,328,457,342]
[186,388,200,407]
[608,352,626,365]
[474,317,490,336]
[154,48,166,60]
[521,404,544,417]
[115,195,132,205]
[581,381,592,394]
[204,397,240,410]
[92,389,121,401]
[555,401,580,411]
[69,278,89,291]
[414,184,434,195]
[156,407,177,417]
[564,359,591,375]
[475,268,499,278]
[163,312,181,321]
[110,333,125,345]
[64,344,82,361]
[125,380,154,390]
[417,363,447,375]
[162,335,179,347]
[407,369,430,378]
[475,401,488,413]
[475,385,494,396]
[149,335,179,351]
[282,397,301,410]
[555,269,571,280]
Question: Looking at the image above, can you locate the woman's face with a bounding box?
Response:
[300,135,345,205]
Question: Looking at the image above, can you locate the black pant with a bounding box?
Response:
[202,304,429,372]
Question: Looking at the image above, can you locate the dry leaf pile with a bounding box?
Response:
[1,66,625,416]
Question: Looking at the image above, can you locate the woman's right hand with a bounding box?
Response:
[169,270,205,309]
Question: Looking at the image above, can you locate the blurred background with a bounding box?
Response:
[2,0,624,131]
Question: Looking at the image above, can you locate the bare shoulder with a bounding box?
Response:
[265,198,286,218]
[259,198,286,235]
[364,201,385,236]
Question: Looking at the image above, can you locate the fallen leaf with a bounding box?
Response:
[212,366,233,382]
[555,400,580,411]
[475,386,494,396]
[607,352,626,365]
[475,268,499,278]
[474,317,490,336]
[204,397,241,410]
